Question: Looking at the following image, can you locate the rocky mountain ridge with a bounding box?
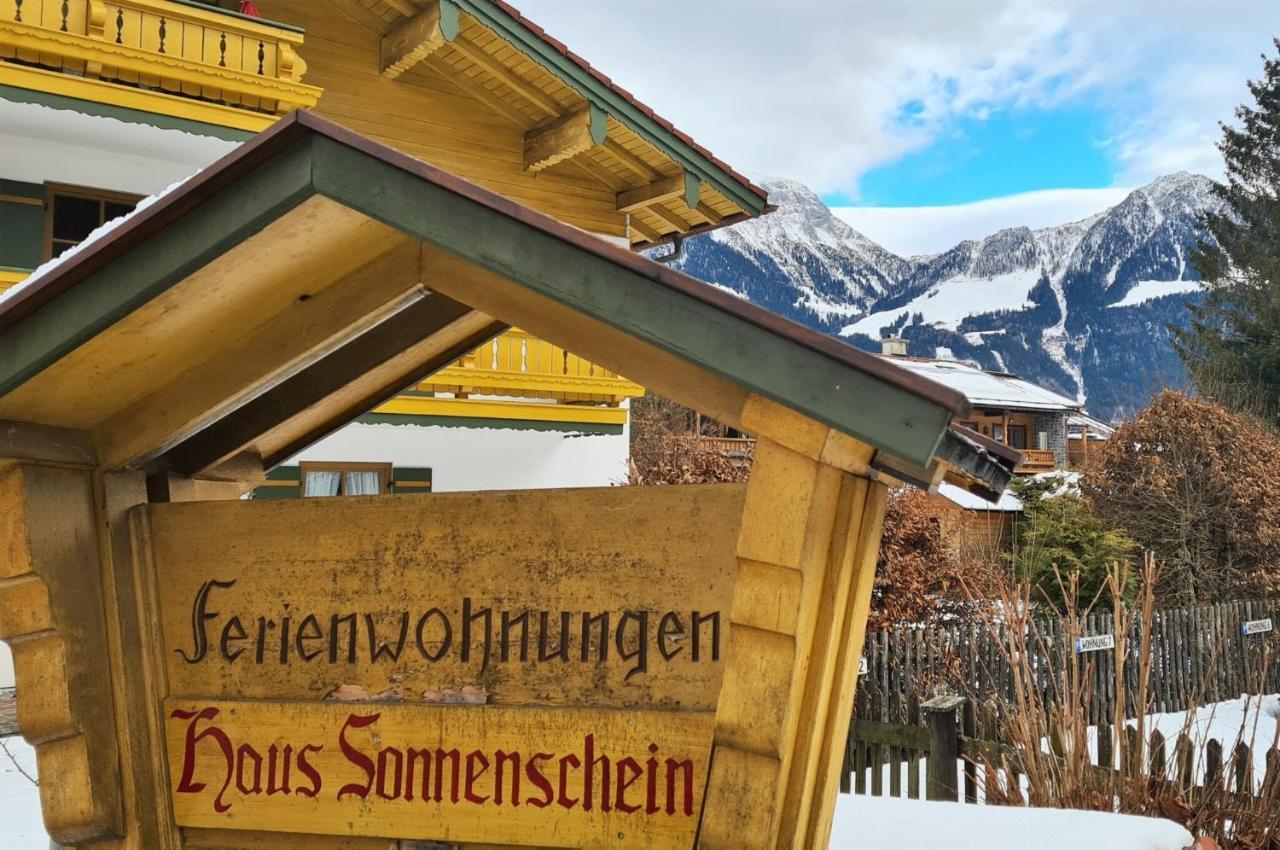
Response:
[670,172,1224,421]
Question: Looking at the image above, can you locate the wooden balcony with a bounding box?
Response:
[377,329,645,426]
[1014,448,1057,474]
[0,0,320,130]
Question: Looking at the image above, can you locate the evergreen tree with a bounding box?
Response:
[1174,39,1280,421]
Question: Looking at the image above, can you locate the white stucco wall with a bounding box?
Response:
[0,99,237,196]
[288,418,631,492]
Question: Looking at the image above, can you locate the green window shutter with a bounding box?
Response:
[0,180,45,271]
[253,465,301,499]
[392,467,433,494]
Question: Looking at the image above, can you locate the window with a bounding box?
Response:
[1008,425,1028,450]
[299,462,393,497]
[44,184,141,260]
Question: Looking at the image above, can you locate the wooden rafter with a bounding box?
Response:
[565,156,629,191]
[696,201,725,225]
[427,53,531,127]
[381,0,459,79]
[629,216,666,244]
[617,171,699,214]
[646,203,694,233]
[448,35,564,118]
[523,103,607,172]
[602,137,661,181]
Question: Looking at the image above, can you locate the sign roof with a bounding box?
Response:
[0,112,1011,492]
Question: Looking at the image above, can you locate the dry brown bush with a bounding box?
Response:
[869,489,1001,630]
[627,394,752,485]
[1083,391,1280,604]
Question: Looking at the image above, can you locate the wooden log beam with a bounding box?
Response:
[629,216,666,244]
[92,239,429,470]
[380,0,459,79]
[646,201,695,233]
[616,171,700,213]
[160,291,499,476]
[523,103,607,172]
[602,137,662,181]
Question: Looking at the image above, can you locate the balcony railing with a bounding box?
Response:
[418,329,644,406]
[1014,448,1057,474]
[0,0,320,123]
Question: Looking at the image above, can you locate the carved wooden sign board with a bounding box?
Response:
[143,485,740,847]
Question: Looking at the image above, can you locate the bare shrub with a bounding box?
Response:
[1083,391,1280,604]
[869,489,1001,631]
[974,556,1280,847]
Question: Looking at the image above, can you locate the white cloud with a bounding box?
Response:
[508,0,1273,194]
[832,187,1132,256]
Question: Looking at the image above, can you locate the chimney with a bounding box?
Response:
[880,336,908,357]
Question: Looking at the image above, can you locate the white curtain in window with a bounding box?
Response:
[343,471,382,495]
[304,471,342,497]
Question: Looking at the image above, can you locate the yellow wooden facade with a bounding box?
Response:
[0,0,765,425]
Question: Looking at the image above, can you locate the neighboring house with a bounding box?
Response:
[0,0,768,502]
[0,0,766,687]
[873,338,1115,556]
[876,337,1104,474]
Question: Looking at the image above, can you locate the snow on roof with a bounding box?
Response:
[881,356,1081,413]
[0,171,197,310]
[1068,412,1115,437]
[938,470,1079,513]
[937,481,1023,512]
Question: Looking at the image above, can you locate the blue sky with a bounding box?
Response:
[829,102,1116,208]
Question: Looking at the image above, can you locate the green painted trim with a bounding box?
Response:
[312,136,952,467]
[171,0,306,34]
[0,139,315,397]
[265,465,300,482]
[439,0,461,40]
[0,85,256,142]
[357,413,623,435]
[0,266,34,274]
[451,0,765,216]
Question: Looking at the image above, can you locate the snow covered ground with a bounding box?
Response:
[831,793,1192,849]
[0,737,45,849]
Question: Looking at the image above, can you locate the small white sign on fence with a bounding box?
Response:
[858,657,869,676]
[1243,618,1274,636]
[1075,634,1116,653]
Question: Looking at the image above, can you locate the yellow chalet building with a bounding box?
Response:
[0,0,770,499]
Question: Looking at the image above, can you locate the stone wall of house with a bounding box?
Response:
[1034,412,1069,466]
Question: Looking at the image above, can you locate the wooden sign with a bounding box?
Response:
[135,484,744,846]
[145,485,743,710]
[165,699,713,846]
[1075,634,1115,653]
[1243,618,1274,636]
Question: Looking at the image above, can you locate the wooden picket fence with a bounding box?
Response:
[855,598,1280,731]
[843,695,1280,806]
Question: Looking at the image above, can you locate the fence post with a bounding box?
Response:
[922,695,965,802]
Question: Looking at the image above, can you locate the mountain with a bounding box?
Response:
[668,172,1224,422]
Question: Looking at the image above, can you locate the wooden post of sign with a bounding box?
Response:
[698,396,889,850]
[0,424,124,845]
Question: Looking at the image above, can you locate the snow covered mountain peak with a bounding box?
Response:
[1138,171,1216,213]
[672,171,1221,421]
